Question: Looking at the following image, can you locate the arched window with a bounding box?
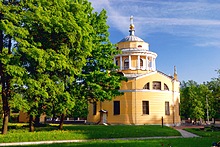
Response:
[140,59,143,69]
[164,84,169,91]
[143,82,150,90]
[124,58,129,69]
[153,81,161,90]
[115,60,119,66]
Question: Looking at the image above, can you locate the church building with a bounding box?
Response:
[87,16,181,126]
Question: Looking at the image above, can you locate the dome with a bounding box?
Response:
[119,35,144,42]
[119,16,144,43]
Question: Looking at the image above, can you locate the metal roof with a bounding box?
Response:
[119,35,144,42]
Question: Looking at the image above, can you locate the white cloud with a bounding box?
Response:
[195,41,220,47]
[88,0,220,48]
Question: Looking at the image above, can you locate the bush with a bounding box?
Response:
[9,113,19,123]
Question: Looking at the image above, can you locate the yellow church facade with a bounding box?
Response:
[87,17,181,126]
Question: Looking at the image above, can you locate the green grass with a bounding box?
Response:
[1,124,220,147]
[22,138,220,147]
[0,124,180,143]
[185,127,220,137]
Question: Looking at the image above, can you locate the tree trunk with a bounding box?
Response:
[2,115,9,135]
[1,12,12,135]
[2,98,9,134]
[29,115,35,132]
[52,105,56,123]
[34,115,40,126]
[0,13,9,135]
[1,43,10,135]
[8,36,12,54]
[59,113,65,130]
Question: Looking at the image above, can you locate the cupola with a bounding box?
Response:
[114,16,157,73]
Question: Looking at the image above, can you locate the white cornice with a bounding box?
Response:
[119,89,180,95]
[114,50,157,58]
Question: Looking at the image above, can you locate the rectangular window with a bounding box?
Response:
[165,101,170,115]
[93,102,97,115]
[142,101,149,115]
[153,81,161,90]
[114,101,120,115]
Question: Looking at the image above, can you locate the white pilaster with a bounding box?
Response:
[146,55,148,70]
[149,56,152,70]
[153,58,156,71]
[120,55,122,70]
[152,58,155,71]
[114,57,116,64]
[154,58,156,70]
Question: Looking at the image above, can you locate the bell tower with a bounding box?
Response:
[114,16,157,74]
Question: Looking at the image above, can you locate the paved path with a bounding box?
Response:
[172,125,202,138]
[175,129,199,138]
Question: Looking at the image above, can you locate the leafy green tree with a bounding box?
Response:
[180,80,218,123]
[206,69,220,121]
[0,0,27,134]
[0,0,125,134]
[180,80,198,119]
[76,10,126,115]
[13,0,95,131]
[180,81,205,122]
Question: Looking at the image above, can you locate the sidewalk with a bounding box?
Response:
[172,124,202,138]
[175,129,199,138]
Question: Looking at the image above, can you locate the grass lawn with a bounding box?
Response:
[2,124,220,147]
[23,138,220,147]
[0,124,180,143]
[185,127,220,138]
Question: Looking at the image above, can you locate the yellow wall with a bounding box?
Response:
[19,111,46,123]
[117,41,149,50]
[87,71,181,125]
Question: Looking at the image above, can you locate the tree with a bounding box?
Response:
[180,80,218,123]
[206,69,220,121]
[1,0,125,133]
[180,81,205,122]
[180,80,198,119]
[0,0,27,134]
[76,10,126,114]
[14,0,95,131]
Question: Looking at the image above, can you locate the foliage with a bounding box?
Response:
[14,0,95,123]
[77,10,126,106]
[180,81,203,120]
[180,80,217,121]
[206,69,220,118]
[0,0,28,134]
[180,70,220,121]
[69,97,88,118]
[0,0,125,133]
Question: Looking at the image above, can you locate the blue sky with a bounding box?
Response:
[88,0,220,83]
